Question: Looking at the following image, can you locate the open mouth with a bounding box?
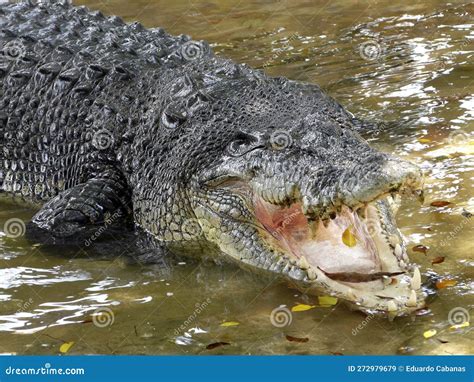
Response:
[199,161,426,315]
[253,193,424,314]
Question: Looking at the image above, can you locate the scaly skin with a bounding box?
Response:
[0,1,426,315]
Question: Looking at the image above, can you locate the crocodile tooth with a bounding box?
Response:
[407,290,417,307]
[394,244,402,257]
[387,300,398,312]
[307,268,317,280]
[411,267,421,290]
[383,275,391,286]
[389,234,400,246]
[347,288,357,300]
[298,256,309,270]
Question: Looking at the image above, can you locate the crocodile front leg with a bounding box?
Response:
[26,175,132,245]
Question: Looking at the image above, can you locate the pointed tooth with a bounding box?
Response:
[406,290,417,307]
[389,234,400,246]
[347,288,357,301]
[411,268,421,290]
[307,268,317,280]
[387,300,398,312]
[394,244,402,257]
[298,256,309,270]
[383,276,391,287]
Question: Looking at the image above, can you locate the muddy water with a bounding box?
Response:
[0,0,472,355]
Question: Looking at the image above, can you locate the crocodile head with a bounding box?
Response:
[176,72,425,316]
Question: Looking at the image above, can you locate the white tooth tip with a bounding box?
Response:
[347,288,357,300]
[411,267,421,290]
[389,234,400,246]
[387,300,398,312]
[298,256,309,270]
[394,244,402,257]
[307,268,317,280]
[407,290,417,307]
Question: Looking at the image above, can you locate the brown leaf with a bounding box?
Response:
[431,256,445,265]
[430,200,452,207]
[412,245,429,254]
[206,342,230,350]
[285,335,309,343]
[436,279,457,289]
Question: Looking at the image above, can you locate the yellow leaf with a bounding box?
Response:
[291,304,315,312]
[220,321,240,327]
[450,322,469,330]
[342,227,357,247]
[417,138,431,143]
[59,341,74,354]
[423,329,437,339]
[318,296,338,306]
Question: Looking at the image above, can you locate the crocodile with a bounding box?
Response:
[0,1,426,315]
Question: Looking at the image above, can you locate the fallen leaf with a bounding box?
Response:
[418,138,431,143]
[318,296,338,306]
[342,227,357,247]
[412,245,429,254]
[423,329,437,339]
[59,341,74,354]
[285,335,309,343]
[431,256,445,265]
[206,342,230,350]
[449,322,469,330]
[291,304,315,312]
[220,321,240,327]
[430,200,452,208]
[436,279,457,289]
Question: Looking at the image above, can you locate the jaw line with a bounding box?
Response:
[196,179,425,315]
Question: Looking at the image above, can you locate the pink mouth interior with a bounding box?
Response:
[254,197,381,274]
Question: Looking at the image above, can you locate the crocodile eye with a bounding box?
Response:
[227,132,262,157]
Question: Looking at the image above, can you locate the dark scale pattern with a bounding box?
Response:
[0,1,424,296]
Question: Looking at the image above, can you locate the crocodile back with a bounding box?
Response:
[0,1,192,201]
